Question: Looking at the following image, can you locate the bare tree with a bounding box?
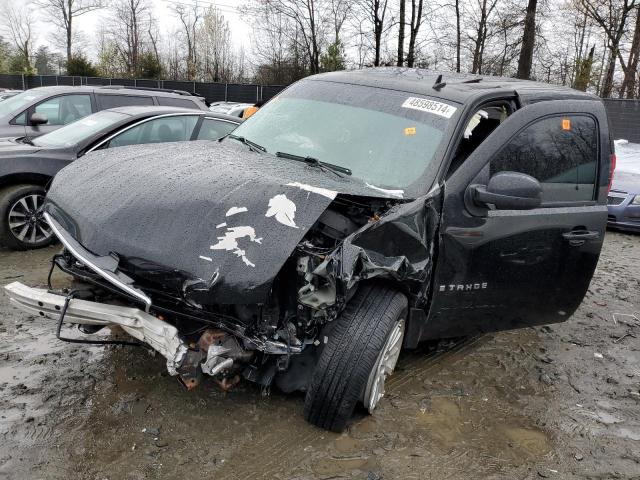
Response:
[468,0,499,74]
[357,0,389,66]
[260,0,327,74]
[109,0,152,76]
[172,1,203,80]
[580,0,638,97]
[1,1,36,72]
[35,0,103,64]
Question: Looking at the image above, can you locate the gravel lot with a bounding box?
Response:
[0,230,638,480]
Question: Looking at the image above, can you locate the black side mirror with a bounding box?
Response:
[470,171,542,210]
[30,112,48,126]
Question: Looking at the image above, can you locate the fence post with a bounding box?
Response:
[21,74,25,90]
[193,81,196,93]
[224,83,228,101]
[40,76,43,87]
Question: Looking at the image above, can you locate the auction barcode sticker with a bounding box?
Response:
[402,97,457,118]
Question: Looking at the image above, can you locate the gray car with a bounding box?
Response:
[0,85,209,139]
[607,140,640,232]
[0,106,240,250]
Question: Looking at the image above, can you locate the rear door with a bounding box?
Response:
[424,100,610,339]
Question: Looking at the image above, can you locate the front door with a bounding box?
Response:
[424,100,611,339]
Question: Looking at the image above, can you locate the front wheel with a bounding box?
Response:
[0,184,55,250]
[304,284,407,432]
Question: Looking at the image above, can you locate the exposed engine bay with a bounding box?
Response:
[37,194,411,393]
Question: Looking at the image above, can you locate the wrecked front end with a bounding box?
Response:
[5,142,441,394]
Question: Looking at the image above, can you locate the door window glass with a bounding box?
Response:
[108,115,199,148]
[12,111,26,125]
[97,94,154,109]
[196,118,237,140]
[490,115,598,203]
[34,94,92,126]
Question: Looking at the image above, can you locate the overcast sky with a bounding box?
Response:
[31,0,251,59]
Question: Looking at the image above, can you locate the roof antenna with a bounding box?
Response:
[432,74,446,91]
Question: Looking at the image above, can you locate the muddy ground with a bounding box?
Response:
[0,231,638,480]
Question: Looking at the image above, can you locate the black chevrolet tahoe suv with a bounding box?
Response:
[5,68,614,432]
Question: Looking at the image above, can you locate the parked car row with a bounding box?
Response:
[0,85,208,139]
[0,104,241,249]
[2,69,620,434]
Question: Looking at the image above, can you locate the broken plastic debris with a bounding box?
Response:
[594,352,604,359]
[225,206,247,217]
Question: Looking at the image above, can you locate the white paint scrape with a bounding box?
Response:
[286,182,337,199]
[210,226,262,268]
[216,222,227,229]
[265,194,298,228]
[225,206,248,217]
[365,183,404,198]
[199,255,212,262]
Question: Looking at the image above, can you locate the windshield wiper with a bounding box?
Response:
[275,151,351,177]
[227,134,266,153]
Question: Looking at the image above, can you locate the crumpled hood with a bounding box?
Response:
[45,141,387,304]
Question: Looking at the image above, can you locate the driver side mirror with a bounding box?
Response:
[469,171,542,210]
[30,112,48,126]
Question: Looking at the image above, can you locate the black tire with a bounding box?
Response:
[0,184,55,250]
[304,283,408,432]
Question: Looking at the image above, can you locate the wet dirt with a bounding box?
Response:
[0,231,638,479]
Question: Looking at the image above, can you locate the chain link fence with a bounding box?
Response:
[0,73,286,104]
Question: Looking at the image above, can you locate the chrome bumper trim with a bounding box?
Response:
[4,282,186,375]
[43,212,152,312]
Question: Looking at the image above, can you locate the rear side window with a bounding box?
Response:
[490,115,598,203]
[97,94,154,109]
[157,97,199,109]
[196,118,238,140]
[107,115,199,148]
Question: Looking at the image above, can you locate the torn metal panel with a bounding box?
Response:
[327,193,442,301]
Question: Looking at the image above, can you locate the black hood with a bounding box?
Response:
[45,141,393,304]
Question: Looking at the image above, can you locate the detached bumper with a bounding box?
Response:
[4,281,188,375]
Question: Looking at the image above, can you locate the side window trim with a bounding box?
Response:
[492,112,600,206]
[87,113,203,153]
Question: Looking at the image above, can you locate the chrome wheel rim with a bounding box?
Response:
[363,318,405,413]
[8,193,52,245]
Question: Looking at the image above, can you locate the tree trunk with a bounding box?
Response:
[516,0,537,79]
[472,0,488,74]
[406,0,423,67]
[601,49,616,98]
[621,7,640,98]
[455,0,461,72]
[397,0,405,66]
[66,11,72,63]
